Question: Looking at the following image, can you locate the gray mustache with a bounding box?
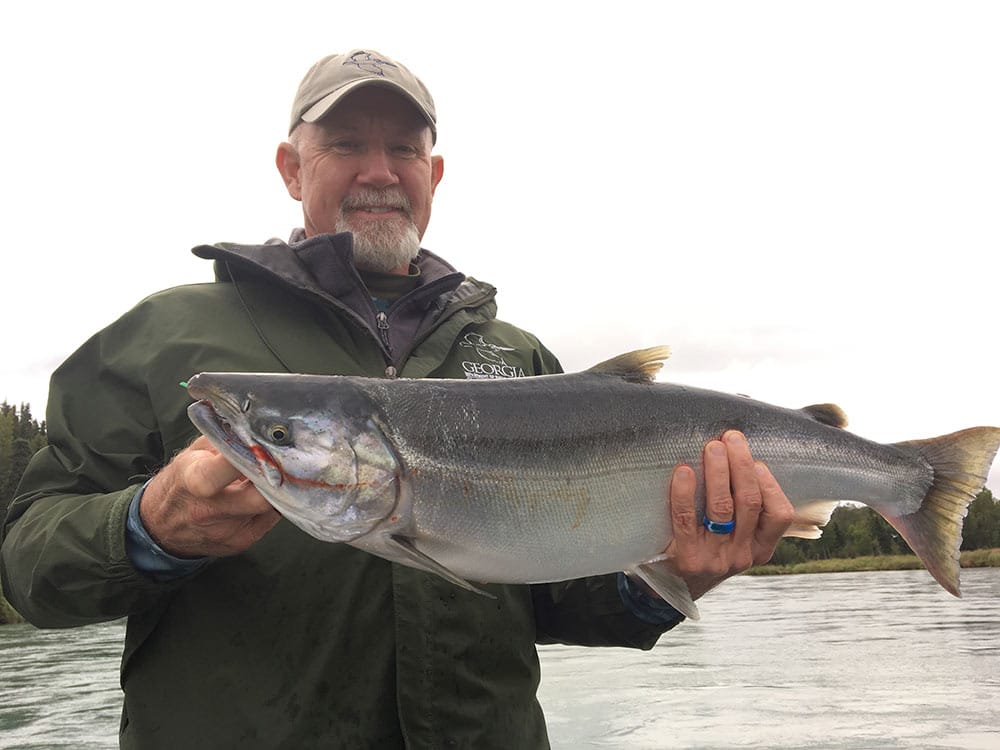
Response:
[342,190,412,215]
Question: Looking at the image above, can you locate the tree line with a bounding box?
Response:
[769,488,999,565]
[1,402,47,623]
[1,402,46,508]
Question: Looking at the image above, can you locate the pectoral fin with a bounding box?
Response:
[388,535,497,600]
[628,559,701,621]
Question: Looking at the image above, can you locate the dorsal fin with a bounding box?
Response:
[587,346,671,383]
[802,403,848,429]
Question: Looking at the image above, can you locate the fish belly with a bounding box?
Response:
[406,467,673,583]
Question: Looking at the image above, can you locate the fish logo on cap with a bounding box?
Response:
[342,51,399,77]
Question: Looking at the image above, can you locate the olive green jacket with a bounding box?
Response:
[1,234,677,749]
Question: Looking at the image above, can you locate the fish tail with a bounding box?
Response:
[885,426,1000,597]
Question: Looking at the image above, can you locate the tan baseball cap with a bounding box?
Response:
[289,49,437,141]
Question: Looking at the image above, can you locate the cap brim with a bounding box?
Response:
[299,79,436,138]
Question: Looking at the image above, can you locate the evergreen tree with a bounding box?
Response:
[0,401,47,508]
[0,401,43,626]
[961,489,1000,550]
[1,438,34,504]
[0,402,15,495]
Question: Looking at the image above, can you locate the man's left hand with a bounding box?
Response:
[664,430,795,600]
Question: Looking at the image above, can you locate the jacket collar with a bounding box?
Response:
[190,232,477,371]
[192,231,463,301]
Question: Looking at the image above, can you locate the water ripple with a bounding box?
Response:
[539,568,1000,749]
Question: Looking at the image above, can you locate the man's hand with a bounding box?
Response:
[665,430,794,600]
[140,436,281,558]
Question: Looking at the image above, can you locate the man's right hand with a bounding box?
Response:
[140,436,281,558]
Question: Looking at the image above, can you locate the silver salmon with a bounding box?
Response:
[185,347,1000,619]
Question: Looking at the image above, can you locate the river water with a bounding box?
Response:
[1,568,998,749]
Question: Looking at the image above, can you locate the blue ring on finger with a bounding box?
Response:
[703,517,735,534]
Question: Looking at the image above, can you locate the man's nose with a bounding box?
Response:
[356,148,398,188]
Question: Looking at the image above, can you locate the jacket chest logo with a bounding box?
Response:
[458,333,526,379]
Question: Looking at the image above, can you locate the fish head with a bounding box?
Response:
[185,372,399,543]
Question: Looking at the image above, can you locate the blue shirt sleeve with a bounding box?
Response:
[125,483,212,581]
[617,572,685,625]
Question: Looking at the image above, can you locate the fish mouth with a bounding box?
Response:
[187,400,280,486]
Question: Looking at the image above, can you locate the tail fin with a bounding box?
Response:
[886,426,1000,597]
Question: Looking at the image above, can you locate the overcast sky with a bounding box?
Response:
[3,1,998,490]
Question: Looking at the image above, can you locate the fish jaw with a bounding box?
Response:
[187,400,284,488]
[185,373,402,543]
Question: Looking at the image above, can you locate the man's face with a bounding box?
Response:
[277,87,444,273]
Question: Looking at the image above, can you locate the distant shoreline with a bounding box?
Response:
[746,548,1000,576]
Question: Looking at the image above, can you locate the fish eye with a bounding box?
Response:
[267,424,292,445]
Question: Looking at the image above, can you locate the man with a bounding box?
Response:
[1,50,793,748]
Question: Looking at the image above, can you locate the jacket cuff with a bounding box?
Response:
[125,483,212,581]
[617,572,685,626]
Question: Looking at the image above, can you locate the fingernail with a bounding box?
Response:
[725,431,745,446]
[708,441,727,457]
[674,464,695,482]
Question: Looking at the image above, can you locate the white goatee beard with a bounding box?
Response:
[337,189,421,273]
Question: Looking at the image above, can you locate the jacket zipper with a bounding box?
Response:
[376,312,398,378]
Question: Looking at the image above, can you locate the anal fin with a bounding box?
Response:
[783,500,842,539]
[389,535,496,600]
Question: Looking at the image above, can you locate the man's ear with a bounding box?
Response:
[430,155,444,195]
[276,141,303,201]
